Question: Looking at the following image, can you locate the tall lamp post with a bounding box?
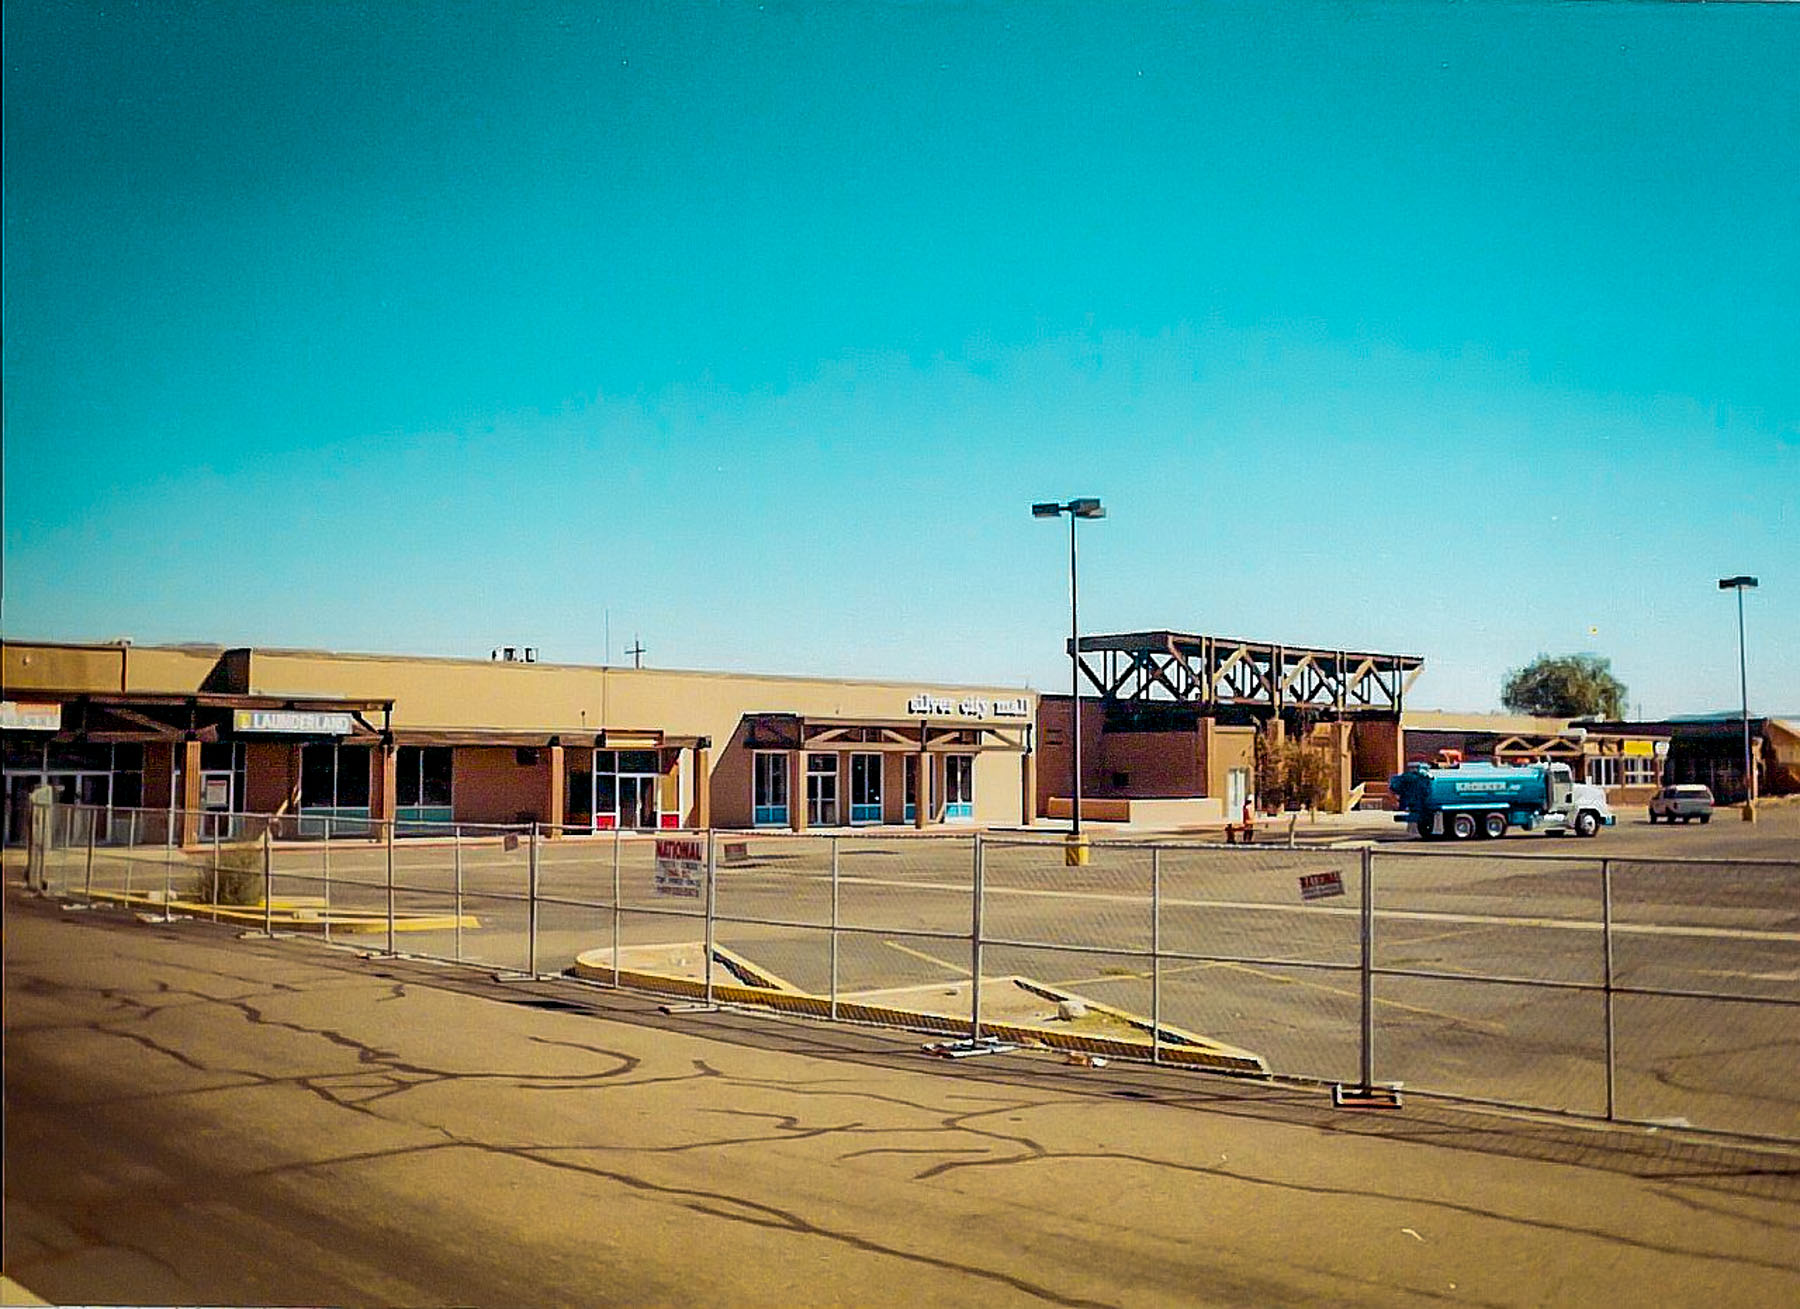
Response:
[1033,498,1105,864]
[1718,575,1759,821]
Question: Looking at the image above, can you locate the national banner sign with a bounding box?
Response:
[655,837,705,898]
[1299,871,1345,901]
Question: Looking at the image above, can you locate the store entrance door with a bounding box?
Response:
[1226,767,1250,820]
[617,774,659,830]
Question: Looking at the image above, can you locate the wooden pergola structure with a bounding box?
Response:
[1073,631,1424,715]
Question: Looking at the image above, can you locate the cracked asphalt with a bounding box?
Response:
[5,887,1798,1307]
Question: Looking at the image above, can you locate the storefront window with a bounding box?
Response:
[753,752,789,826]
[3,742,146,845]
[1623,756,1658,786]
[1586,756,1620,788]
[566,763,593,829]
[850,753,882,824]
[299,744,372,835]
[396,746,454,831]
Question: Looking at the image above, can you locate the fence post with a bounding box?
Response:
[1359,845,1375,1092]
[211,824,222,918]
[610,825,622,987]
[384,816,396,957]
[971,833,985,1043]
[124,809,138,904]
[263,824,274,937]
[830,835,841,1022]
[1151,846,1162,1066]
[162,806,175,921]
[528,822,540,977]
[322,817,333,945]
[1602,858,1616,1122]
[703,828,717,1008]
[453,824,463,963]
[84,806,97,901]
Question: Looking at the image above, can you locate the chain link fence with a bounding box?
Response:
[19,800,1800,1142]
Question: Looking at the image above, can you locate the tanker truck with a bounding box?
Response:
[1389,760,1614,840]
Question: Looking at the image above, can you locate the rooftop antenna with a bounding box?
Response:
[604,609,611,666]
[627,636,646,670]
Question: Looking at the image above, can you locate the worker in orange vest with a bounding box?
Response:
[1241,796,1257,845]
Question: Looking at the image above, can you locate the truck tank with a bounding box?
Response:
[1388,762,1550,811]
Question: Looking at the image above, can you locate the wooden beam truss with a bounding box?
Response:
[1072,630,1423,715]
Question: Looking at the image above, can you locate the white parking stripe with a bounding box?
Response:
[830,875,1800,944]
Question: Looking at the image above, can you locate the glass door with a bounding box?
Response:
[807,754,839,826]
[617,775,660,830]
[943,755,974,821]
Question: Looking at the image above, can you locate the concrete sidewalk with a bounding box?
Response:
[5,887,1797,1307]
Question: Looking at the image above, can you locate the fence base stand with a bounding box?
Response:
[661,1002,720,1014]
[922,1036,1017,1059]
[1333,1083,1403,1109]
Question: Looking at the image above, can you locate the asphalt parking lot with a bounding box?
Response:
[41,802,1800,1142]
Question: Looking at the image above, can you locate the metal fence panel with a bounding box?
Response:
[21,802,1800,1143]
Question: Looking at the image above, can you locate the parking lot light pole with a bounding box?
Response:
[1718,575,1759,821]
[1034,497,1105,865]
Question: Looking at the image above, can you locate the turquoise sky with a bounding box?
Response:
[4,1,1795,717]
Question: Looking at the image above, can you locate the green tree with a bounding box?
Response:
[1281,742,1335,813]
[1500,653,1627,720]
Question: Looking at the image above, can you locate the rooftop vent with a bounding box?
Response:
[491,647,538,663]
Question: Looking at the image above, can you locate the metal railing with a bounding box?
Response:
[18,801,1800,1143]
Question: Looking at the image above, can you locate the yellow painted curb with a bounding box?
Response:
[78,888,478,934]
[572,948,1268,1076]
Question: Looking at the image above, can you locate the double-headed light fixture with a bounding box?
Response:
[1033,498,1105,856]
[1717,575,1759,820]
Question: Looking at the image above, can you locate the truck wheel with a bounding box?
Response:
[1482,812,1508,839]
[1574,810,1600,838]
[1648,811,1659,824]
[1450,812,1477,841]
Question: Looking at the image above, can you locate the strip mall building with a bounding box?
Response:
[1,640,1036,844]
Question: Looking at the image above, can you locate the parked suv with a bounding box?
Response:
[1649,785,1714,824]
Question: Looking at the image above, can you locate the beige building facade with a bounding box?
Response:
[2,640,1037,844]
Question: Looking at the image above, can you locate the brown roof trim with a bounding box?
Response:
[21,689,393,713]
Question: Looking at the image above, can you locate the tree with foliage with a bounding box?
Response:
[1253,721,1286,812]
[1501,653,1627,720]
[1281,742,1336,813]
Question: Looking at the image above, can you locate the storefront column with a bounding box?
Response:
[545,744,565,839]
[1020,751,1036,826]
[690,746,711,829]
[789,750,808,833]
[372,743,398,825]
[658,755,678,831]
[915,744,930,830]
[179,738,202,847]
[287,745,304,813]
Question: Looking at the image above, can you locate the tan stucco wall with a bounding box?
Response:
[3,641,230,696]
[1204,726,1255,801]
[5,642,127,693]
